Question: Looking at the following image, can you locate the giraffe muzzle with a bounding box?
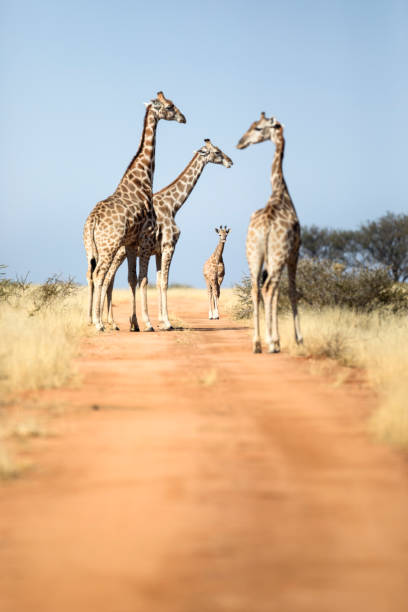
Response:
[236,138,248,150]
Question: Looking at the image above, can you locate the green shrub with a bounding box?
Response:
[232,274,253,319]
[233,260,408,319]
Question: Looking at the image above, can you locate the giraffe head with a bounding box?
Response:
[236,112,282,149]
[269,120,284,145]
[215,226,231,242]
[147,91,186,123]
[197,139,233,168]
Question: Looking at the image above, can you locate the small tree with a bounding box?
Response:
[300,225,356,264]
[301,213,408,280]
[354,212,408,282]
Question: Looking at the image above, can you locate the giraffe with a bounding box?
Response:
[237,112,303,353]
[83,91,186,331]
[103,139,233,331]
[203,226,230,320]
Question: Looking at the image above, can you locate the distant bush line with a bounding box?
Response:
[300,211,408,282]
[0,267,78,315]
[233,212,408,319]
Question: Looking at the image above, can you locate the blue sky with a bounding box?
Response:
[1,0,407,287]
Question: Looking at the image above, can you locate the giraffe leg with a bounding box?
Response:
[105,278,115,327]
[212,280,220,319]
[251,281,262,353]
[104,248,125,330]
[206,280,213,319]
[287,252,303,345]
[86,258,95,325]
[159,246,175,330]
[262,268,282,354]
[93,250,119,331]
[99,254,125,333]
[155,253,163,324]
[270,280,281,353]
[248,253,264,353]
[126,247,139,332]
[139,251,154,332]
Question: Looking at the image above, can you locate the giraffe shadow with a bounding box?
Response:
[188,326,249,332]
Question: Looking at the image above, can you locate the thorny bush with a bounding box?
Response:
[0,267,78,314]
[232,259,408,319]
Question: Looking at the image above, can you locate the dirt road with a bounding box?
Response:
[1,293,408,612]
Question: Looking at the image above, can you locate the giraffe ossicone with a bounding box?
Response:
[83,91,186,331]
[101,139,233,332]
[203,226,231,320]
[237,113,303,353]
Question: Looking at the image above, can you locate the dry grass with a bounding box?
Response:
[0,287,89,397]
[0,279,89,479]
[0,444,28,480]
[198,368,218,387]
[244,306,408,449]
[0,415,51,481]
[173,318,194,345]
[3,413,52,439]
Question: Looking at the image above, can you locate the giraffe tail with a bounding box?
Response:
[86,215,99,280]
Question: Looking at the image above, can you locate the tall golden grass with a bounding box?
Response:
[0,287,89,396]
[0,285,89,478]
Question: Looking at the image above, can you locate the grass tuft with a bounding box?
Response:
[0,444,29,480]
[198,368,218,387]
[0,277,89,397]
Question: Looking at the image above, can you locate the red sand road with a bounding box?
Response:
[1,294,408,612]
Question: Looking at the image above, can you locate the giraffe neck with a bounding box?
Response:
[212,239,225,264]
[154,153,207,216]
[117,105,158,195]
[270,135,286,194]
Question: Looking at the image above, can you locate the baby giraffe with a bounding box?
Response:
[203,226,230,319]
[237,113,303,353]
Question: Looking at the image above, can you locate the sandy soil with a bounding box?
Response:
[1,293,408,612]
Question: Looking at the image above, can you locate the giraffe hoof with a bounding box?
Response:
[253,342,262,354]
[96,324,105,332]
[110,324,120,331]
[267,344,281,354]
[162,325,174,331]
[143,326,155,332]
[129,316,140,332]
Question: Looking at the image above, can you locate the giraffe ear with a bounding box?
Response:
[215,228,219,234]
